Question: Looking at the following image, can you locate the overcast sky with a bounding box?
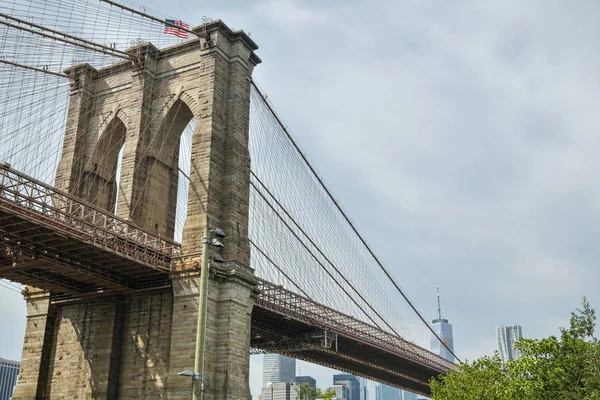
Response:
[2,0,600,398]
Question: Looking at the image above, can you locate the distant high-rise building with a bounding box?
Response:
[430,284,455,363]
[359,377,368,400]
[0,357,19,400]
[333,374,360,400]
[263,354,296,387]
[375,383,400,400]
[496,325,523,363]
[330,384,350,400]
[261,382,295,400]
[374,384,417,400]
[401,390,418,400]
[293,376,316,389]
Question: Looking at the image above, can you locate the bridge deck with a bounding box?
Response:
[251,279,455,396]
[0,164,454,394]
[0,164,179,294]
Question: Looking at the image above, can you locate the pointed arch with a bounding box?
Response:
[154,90,200,127]
[82,116,127,212]
[150,91,199,164]
[138,97,197,239]
[114,108,133,133]
[178,91,200,117]
[153,98,194,165]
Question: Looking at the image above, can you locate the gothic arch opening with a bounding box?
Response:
[174,118,195,243]
[138,98,195,241]
[82,116,126,212]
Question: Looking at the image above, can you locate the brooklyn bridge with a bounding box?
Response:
[0,0,456,398]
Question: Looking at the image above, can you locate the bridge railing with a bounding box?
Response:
[0,163,180,270]
[255,278,456,373]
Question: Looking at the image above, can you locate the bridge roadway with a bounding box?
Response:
[251,278,454,395]
[0,163,177,293]
[0,163,454,396]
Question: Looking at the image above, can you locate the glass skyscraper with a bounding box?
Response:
[375,383,399,400]
[0,357,19,400]
[262,354,296,387]
[330,384,350,400]
[293,375,316,389]
[375,384,417,400]
[359,377,368,400]
[333,374,360,400]
[496,325,522,363]
[429,284,455,363]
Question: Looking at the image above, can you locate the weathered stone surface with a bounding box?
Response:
[13,20,259,400]
[11,289,55,399]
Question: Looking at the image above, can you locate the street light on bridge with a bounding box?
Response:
[180,227,225,400]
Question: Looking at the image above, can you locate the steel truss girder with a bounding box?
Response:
[1,240,136,289]
[0,165,180,270]
[252,327,338,353]
[252,338,334,353]
[254,278,455,374]
[282,349,430,397]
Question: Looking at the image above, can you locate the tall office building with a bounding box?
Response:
[330,384,350,400]
[261,382,295,400]
[401,390,418,400]
[375,384,417,400]
[0,357,20,400]
[430,284,455,363]
[293,375,316,389]
[333,374,360,400]
[496,325,523,363]
[263,354,296,387]
[359,377,368,400]
[375,383,400,400]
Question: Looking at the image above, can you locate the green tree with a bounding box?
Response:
[321,387,337,400]
[431,298,600,400]
[295,384,338,400]
[295,383,320,400]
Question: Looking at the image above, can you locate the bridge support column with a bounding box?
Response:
[210,264,257,399]
[116,43,160,230]
[168,260,257,400]
[167,21,260,400]
[54,64,97,196]
[11,289,55,400]
[13,295,130,399]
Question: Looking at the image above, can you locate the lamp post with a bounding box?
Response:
[183,226,225,400]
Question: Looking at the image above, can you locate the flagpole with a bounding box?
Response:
[99,0,207,38]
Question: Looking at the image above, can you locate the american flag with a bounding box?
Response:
[164,19,190,39]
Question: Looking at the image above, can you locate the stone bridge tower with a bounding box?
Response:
[12,20,260,400]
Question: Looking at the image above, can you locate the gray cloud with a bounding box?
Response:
[239,0,600,362]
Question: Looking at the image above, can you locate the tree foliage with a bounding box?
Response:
[431,298,600,400]
[296,383,320,400]
[321,387,337,399]
[295,384,337,400]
